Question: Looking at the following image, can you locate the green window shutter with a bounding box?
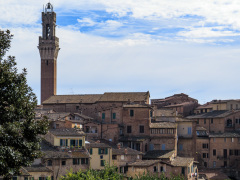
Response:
[66,139,68,146]
[102,113,105,119]
[81,158,84,164]
[98,148,101,154]
[86,158,88,164]
[70,140,74,146]
[101,160,105,166]
[90,148,92,155]
[60,139,63,146]
[113,113,116,119]
[79,139,82,147]
[105,148,108,154]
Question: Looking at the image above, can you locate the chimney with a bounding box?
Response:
[117,143,121,149]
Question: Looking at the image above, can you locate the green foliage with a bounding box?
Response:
[132,171,184,180]
[61,165,124,180]
[0,30,49,178]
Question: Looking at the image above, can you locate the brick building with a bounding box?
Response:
[151,93,198,117]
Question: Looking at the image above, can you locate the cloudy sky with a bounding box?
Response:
[1,0,240,104]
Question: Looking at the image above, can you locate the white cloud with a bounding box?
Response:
[77,18,96,26]
[2,0,240,104]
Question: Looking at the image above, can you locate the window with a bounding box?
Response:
[197,119,199,124]
[47,160,52,166]
[160,166,164,172]
[86,126,89,133]
[73,158,79,165]
[121,155,124,160]
[224,161,227,167]
[139,125,144,133]
[62,160,66,166]
[89,148,93,155]
[60,139,68,146]
[130,110,134,117]
[229,149,233,156]
[24,178,28,180]
[179,144,183,151]
[213,138,215,142]
[127,126,132,133]
[202,153,209,158]
[227,119,232,127]
[102,113,105,120]
[236,119,238,124]
[213,149,216,156]
[112,155,117,160]
[202,143,208,149]
[204,119,206,124]
[235,150,239,156]
[181,167,185,175]
[154,166,157,172]
[224,138,226,142]
[162,144,165,150]
[70,139,81,147]
[213,161,216,168]
[81,158,88,164]
[211,118,213,124]
[98,148,108,155]
[100,160,105,166]
[76,106,79,110]
[112,113,116,119]
[188,127,192,135]
[239,138,240,143]
[232,138,234,142]
[204,162,207,167]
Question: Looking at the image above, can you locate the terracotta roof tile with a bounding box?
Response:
[43,92,150,104]
[144,150,175,159]
[112,147,142,155]
[49,128,85,136]
[86,143,111,148]
[170,157,194,167]
[187,110,238,119]
[128,160,161,167]
[150,122,176,129]
[23,165,52,172]
[98,92,149,102]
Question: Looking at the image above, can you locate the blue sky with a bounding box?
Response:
[1,0,240,104]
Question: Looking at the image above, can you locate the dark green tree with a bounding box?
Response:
[0,30,49,178]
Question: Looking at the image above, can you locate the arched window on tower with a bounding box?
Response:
[46,24,50,39]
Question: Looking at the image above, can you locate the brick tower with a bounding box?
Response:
[38,3,59,104]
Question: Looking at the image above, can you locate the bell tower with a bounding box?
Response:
[38,3,59,104]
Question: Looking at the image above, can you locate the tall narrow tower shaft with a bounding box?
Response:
[38,3,59,104]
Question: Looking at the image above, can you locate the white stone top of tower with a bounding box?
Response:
[45,2,53,13]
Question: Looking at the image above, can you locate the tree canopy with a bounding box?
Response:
[0,30,49,178]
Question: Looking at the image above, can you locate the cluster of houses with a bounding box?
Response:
[13,92,240,180]
[9,3,240,180]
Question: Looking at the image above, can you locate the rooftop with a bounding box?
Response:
[150,122,176,129]
[86,143,111,149]
[144,150,175,159]
[209,132,240,138]
[43,92,150,104]
[49,128,85,136]
[112,147,143,155]
[128,160,161,167]
[23,165,52,172]
[170,157,194,167]
[187,110,238,119]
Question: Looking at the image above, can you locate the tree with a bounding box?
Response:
[61,165,124,180]
[0,30,49,178]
